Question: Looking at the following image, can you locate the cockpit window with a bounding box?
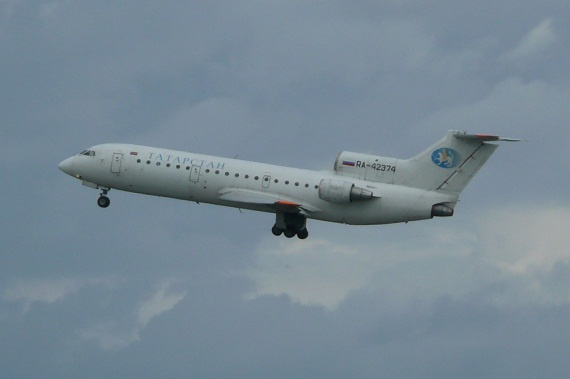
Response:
[80,150,96,156]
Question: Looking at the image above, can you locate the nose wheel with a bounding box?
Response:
[97,189,110,208]
[97,196,110,208]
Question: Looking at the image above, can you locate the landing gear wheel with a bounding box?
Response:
[297,229,309,239]
[271,225,283,236]
[284,229,296,238]
[97,196,110,208]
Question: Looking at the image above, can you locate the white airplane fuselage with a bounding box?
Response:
[60,144,449,224]
[59,131,517,238]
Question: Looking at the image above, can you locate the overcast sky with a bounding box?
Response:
[2,1,570,378]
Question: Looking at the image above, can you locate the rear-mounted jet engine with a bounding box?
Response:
[318,179,374,203]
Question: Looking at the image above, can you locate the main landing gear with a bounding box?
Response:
[272,212,309,239]
[271,224,309,239]
[97,189,110,208]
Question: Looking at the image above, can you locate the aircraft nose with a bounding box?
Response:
[58,157,75,176]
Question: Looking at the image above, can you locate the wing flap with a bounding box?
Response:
[219,189,279,205]
[218,189,319,214]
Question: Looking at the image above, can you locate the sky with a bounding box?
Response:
[1,1,570,378]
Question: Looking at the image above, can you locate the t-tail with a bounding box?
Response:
[394,130,520,196]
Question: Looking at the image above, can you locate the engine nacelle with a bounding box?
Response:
[318,179,374,203]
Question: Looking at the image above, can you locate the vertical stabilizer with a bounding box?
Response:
[394,131,519,195]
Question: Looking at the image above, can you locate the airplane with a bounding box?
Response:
[59,130,519,239]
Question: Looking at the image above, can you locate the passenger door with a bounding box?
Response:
[111,153,123,174]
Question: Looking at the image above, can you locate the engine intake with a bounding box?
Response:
[318,179,373,203]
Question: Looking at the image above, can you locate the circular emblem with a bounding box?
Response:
[431,148,460,168]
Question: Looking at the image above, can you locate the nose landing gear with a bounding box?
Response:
[97,189,110,208]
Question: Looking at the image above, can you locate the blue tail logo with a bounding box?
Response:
[431,148,460,168]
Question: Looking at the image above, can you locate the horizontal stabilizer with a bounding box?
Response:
[452,132,521,142]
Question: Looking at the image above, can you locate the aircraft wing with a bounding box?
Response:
[218,188,319,215]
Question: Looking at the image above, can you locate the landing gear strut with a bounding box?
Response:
[97,189,110,208]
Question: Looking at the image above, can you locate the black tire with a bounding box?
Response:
[297,229,309,239]
[284,229,296,238]
[271,225,283,236]
[97,196,110,208]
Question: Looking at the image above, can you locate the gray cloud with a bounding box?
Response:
[2,1,569,378]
